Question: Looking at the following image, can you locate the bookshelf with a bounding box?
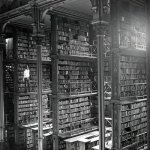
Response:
[2,10,111,150]
[120,99,147,149]
[3,28,52,150]
[51,15,98,149]
[3,14,99,149]
[111,0,147,149]
[0,0,148,150]
[112,44,147,150]
[120,53,146,99]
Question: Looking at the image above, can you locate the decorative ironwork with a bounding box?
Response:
[92,22,111,57]
[30,0,45,44]
[90,45,97,57]
[0,34,5,52]
[90,0,98,13]
[103,0,110,14]
[90,0,110,15]
[104,35,111,57]
[92,22,108,36]
[32,31,45,45]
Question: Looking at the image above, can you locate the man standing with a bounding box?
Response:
[23,65,30,92]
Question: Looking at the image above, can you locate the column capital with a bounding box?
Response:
[90,0,110,36]
[90,0,110,25]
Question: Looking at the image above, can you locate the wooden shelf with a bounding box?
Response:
[4,58,51,64]
[51,54,97,62]
[17,91,52,95]
[111,2,147,148]
[58,54,97,61]
[20,119,52,128]
[59,126,98,139]
[121,142,137,150]
[120,49,146,57]
[58,92,97,100]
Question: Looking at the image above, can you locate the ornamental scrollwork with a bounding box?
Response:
[92,22,109,36]
[93,23,111,56]
[29,0,47,45]
[103,0,110,15]
[32,33,45,45]
[90,0,110,15]
[0,34,6,49]
[104,35,111,57]
[90,0,98,13]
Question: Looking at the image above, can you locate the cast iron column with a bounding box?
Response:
[90,0,110,149]
[146,0,150,149]
[110,0,120,149]
[36,37,44,150]
[0,33,5,150]
[30,0,45,149]
[51,15,59,150]
[96,23,105,150]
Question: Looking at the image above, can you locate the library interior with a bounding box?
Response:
[0,0,149,150]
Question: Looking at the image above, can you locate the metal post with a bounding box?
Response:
[97,31,105,150]
[30,0,45,149]
[146,0,150,149]
[0,34,5,150]
[51,15,59,150]
[90,0,109,149]
[37,43,43,150]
